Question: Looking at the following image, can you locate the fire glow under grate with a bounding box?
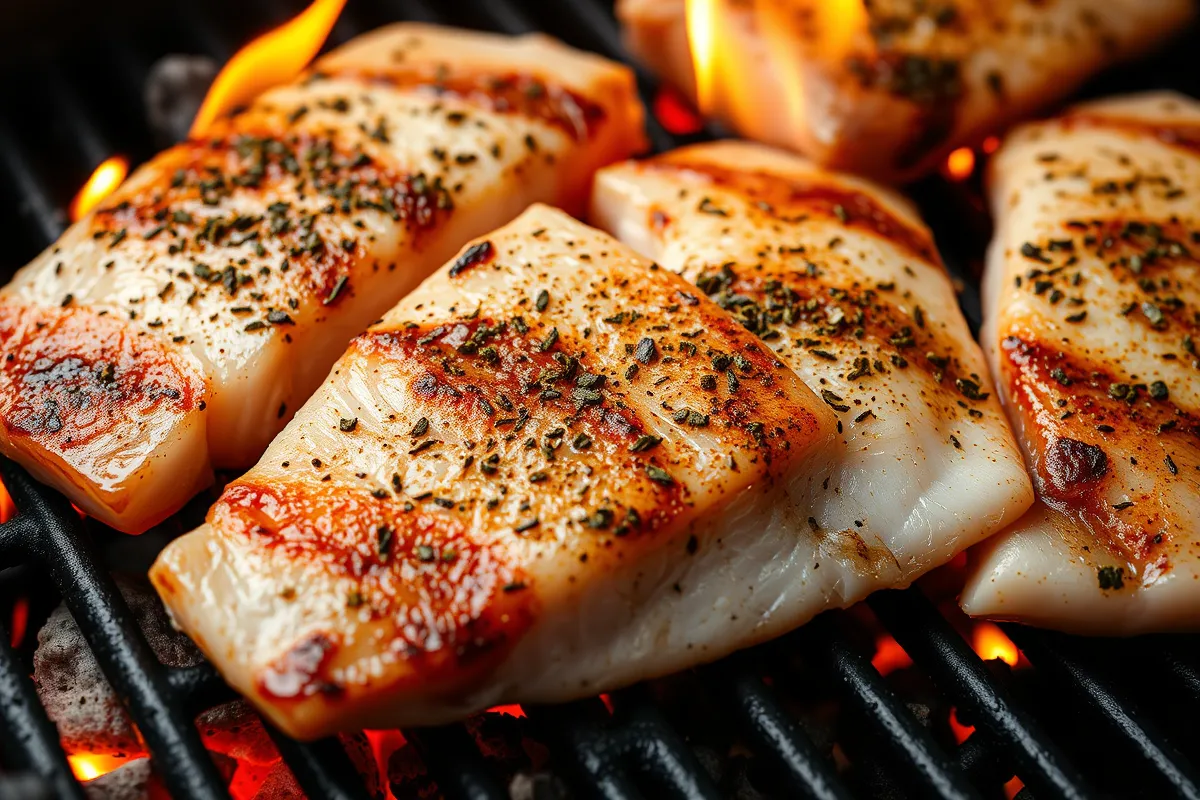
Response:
[0,2,1199,799]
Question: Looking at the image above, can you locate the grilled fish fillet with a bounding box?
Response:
[0,23,644,533]
[150,205,837,739]
[960,93,1200,634]
[591,141,1033,601]
[617,0,1192,181]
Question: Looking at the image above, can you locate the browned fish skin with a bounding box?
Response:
[962,92,1200,634]
[0,24,645,533]
[151,205,836,738]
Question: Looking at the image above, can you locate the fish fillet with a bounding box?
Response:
[151,205,838,739]
[961,93,1200,634]
[0,23,644,532]
[591,140,1033,602]
[617,0,1191,181]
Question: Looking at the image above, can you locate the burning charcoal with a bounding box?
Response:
[196,701,278,765]
[339,732,382,798]
[508,771,569,800]
[144,54,218,146]
[34,576,202,756]
[249,761,303,800]
[81,758,164,800]
[387,740,439,798]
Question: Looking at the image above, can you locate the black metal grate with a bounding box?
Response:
[0,2,1199,799]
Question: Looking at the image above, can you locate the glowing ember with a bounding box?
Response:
[972,621,1020,667]
[69,156,128,222]
[871,633,913,676]
[982,135,1002,154]
[945,147,976,181]
[229,760,279,799]
[68,753,130,781]
[1005,775,1025,799]
[9,596,28,649]
[365,730,406,800]
[0,478,13,523]
[190,0,347,137]
[599,693,614,714]
[947,706,974,744]
[487,704,526,718]
[653,87,703,135]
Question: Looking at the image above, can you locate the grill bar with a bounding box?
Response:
[406,726,509,800]
[869,588,1094,799]
[0,121,65,247]
[265,729,370,800]
[708,655,853,800]
[806,613,981,800]
[1004,625,1200,800]
[0,633,85,800]
[0,462,232,800]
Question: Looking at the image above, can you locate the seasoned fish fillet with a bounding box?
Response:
[0,23,644,533]
[617,0,1192,181]
[961,93,1200,634]
[591,141,1033,604]
[150,205,837,739]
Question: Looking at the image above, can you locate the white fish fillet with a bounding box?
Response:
[0,23,644,533]
[150,205,839,739]
[961,93,1200,634]
[591,140,1033,602]
[617,0,1192,181]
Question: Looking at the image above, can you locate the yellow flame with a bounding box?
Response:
[190,0,348,138]
[686,0,865,140]
[820,0,867,57]
[685,0,719,113]
[972,621,1019,667]
[69,754,129,782]
[945,147,975,181]
[69,157,128,222]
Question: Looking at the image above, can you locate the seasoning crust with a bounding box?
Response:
[150,205,835,738]
[0,23,645,532]
[963,92,1200,633]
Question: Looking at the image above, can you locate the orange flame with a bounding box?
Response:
[871,633,913,676]
[0,478,13,523]
[945,147,975,181]
[685,0,720,113]
[69,157,128,222]
[686,0,865,136]
[972,621,1020,667]
[947,706,975,744]
[68,753,130,781]
[190,0,347,138]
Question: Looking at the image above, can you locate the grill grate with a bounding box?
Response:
[1,2,1199,799]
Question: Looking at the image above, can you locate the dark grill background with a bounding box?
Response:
[1,2,1199,799]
